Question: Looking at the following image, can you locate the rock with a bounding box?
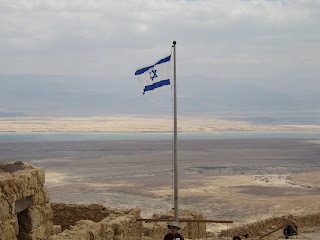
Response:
[0,162,53,239]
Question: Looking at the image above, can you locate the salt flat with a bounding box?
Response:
[1,115,320,133]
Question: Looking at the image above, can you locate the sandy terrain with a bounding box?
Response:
[1,115,320,133]
[1,138,320,238]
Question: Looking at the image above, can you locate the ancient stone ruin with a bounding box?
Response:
[221,212,320,238]
[50,203,142,239]
[0,161,53,239]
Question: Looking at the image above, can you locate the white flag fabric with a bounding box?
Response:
[135,55,171,94]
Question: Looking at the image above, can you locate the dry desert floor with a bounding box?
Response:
[1,138,320,238]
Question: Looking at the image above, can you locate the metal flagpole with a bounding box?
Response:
[172,41,179,224]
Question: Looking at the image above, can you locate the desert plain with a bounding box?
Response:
[1,116,320,238]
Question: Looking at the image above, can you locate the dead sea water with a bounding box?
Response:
[2,131,320,141]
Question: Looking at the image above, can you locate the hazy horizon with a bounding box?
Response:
[1,1,319,120]
[1,73,320,120]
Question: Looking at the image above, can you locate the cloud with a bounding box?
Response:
[0,0,319,115]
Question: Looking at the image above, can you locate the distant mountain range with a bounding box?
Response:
[1,74,319,119]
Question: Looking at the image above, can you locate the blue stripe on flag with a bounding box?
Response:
[135,66,153,76]
[155,55,171,65]
[135,55,171,76]
[143,79,170,94]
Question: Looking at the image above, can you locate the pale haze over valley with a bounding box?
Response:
[0,0,319,121]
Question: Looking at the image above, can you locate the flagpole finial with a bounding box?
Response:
[173,41,176,46]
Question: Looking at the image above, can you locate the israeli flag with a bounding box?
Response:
[135,55,171,94]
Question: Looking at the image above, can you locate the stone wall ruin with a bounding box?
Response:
[51,203,123,231]
[144,209,207,239]
[221,213,320,238]
[0,161,53,240]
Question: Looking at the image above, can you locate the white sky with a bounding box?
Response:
[0,0,319,116]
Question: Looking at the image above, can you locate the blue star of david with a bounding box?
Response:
[149,69,158,81]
